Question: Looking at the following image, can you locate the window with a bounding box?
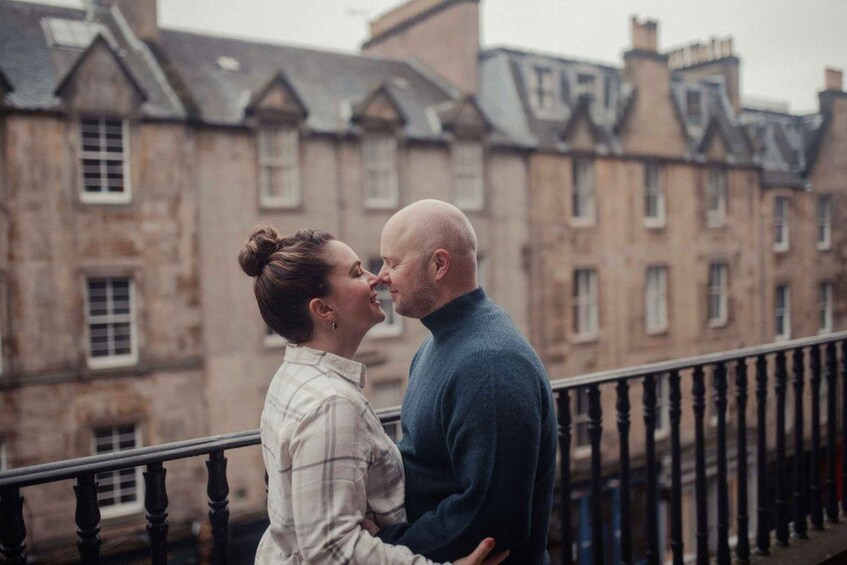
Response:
[654,373,670,438]
[686,89,703,125]
[86,278,137,368]
[575,72,596,105]
[362,134,398,208]
[819,282,833,334]
[258,125,300,208]
[264,324,286,348]
[573,387,591,454]
[705,168,727,227]
[572,158,595,223]
[93,425,142,517]
[707,263,728,327]
[476,254,487,290]
[773,196,790,251]
[369,258,402,337]
[645,266,668,334]
[644,162,665,227]
[817,195,832,250]
[530,66,554,112]
[372,380,403,409]
[775,284,791,341]
[453,141,484,210]
[0,441,6,471]
[80,118,129,204]
[573,269,598,338]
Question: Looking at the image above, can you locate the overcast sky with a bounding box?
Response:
[40,0,847,114]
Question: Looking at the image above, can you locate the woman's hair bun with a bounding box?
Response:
[238,226,282,277]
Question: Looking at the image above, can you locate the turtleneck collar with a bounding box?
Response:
[421,287,486,338]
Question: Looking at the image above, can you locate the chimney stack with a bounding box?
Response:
[631,16,658,52]
[824,67,843,92]
[362,0,480,95]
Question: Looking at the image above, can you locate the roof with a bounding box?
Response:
[740,105,824,182]
[0,0,182,118]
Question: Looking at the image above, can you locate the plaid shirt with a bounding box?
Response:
[254,345,442,564]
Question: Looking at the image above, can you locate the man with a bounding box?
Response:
[376,199,557,564]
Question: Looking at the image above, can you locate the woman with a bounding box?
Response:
[239,226,506,565]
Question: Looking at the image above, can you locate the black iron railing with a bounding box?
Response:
[1,331,845,565]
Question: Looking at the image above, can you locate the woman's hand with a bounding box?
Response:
[360,518,380,537]
[454,538,510,565]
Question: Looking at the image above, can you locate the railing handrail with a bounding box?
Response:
[1,331,844,491]
[550,330,847,391]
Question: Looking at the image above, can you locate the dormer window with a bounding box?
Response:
[576,73,596,105]
[687,89,703,125]
[530,66,554,112]
[80,117,130,204]
[258,124,300,208]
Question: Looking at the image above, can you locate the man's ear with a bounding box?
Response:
[432,249,450,281]
[309,297,335,325]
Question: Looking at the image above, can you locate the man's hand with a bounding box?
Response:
[454,538,510,565]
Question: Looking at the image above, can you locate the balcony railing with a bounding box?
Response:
[1,331,846,565]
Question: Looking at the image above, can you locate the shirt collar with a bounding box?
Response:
[421,287,486,337]
[284,344,367,388]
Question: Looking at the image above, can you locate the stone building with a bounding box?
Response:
[0,0,843,561]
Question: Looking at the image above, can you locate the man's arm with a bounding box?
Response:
[378,359,543,561]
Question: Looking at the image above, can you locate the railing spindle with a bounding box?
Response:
[810,344,823,530]
[73,472,101,564]
[714,362,731,565]
[556,390,574,565]
[735,358,750,563]
[643,374,659,565]
[792,347,807,539]
[825,341,839,523]
[144,462,169,565]
[0,486,27,564]
[669,369,684,565]
[693,365,709,564]
[775,349,790,546]
[841,340,847,516]
[588,384,604,565]
[206,450,230,565]
[616,380,632,565]
[755,354,770,555]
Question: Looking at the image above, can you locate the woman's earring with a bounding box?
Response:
[331,321,338,330]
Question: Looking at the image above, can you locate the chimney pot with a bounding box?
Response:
[630,16,659,52]
[825,67,843,92]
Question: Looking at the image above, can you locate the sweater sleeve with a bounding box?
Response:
[377,354,543,561]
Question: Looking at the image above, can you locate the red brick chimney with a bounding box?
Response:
[362,0,480,95]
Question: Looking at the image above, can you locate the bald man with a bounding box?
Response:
[376,200,556,564]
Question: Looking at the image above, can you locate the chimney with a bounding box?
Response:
[362,0,480,95]
[97,0,158,42]
[666,35,741,113]
[630,16,658,52]
[824,67,843,92]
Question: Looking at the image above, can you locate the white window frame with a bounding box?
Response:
[645,266,669,334]
[368,258,402,337]
[817,195,832,251]
[258,124,300,208]
[773,196,790,252]
[79,117,131,204]
[362,134,399,209]
[819,282,833,334]
[92,424,143,519]
[653,373,670,439]
[644,162,666,228]
[775,284,791,341]
[705,168,727,227]
[573,387,591,457]
[452,141,484,211]
[707,263,728,327]
[85,277,138,369]
[264,324,287,348]
[572,158,596,225]
[573,269,599,340]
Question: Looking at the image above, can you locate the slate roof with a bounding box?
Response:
[0,0,182,118]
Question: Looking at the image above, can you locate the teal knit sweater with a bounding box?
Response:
[377,288,556,564]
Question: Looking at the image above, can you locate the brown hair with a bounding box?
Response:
[238,226,336,343]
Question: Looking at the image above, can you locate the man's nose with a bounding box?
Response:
[376,266,389,284]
